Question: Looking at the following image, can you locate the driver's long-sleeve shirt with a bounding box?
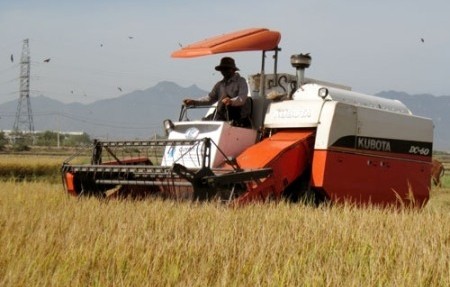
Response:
[196,73,248,107]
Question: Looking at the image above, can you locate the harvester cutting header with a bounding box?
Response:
[62,28,433,207]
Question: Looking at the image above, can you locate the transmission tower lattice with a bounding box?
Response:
[13,38,35,133]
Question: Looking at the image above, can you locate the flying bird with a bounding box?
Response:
[10,54,13,63]
[43,58,51,63]
[118,87,123,92]
[100,43,103,47]
[421,38,424,43]
[128,36,134,39]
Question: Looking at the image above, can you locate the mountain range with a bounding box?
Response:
[0,81,205,141]
[0,81,449,151]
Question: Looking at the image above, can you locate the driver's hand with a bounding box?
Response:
[183,99,195,106]
[221,97,232,106]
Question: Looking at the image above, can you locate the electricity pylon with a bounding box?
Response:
[13,38,35,133]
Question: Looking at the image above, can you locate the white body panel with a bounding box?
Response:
[161,121,257,168]
[292,84,411,114]
[314,101,433,152]
[264,100,323,128]
[262,83,433,153]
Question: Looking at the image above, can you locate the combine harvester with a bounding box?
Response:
[62,28,433,207]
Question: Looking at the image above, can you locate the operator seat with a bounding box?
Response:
[232,97,253,128]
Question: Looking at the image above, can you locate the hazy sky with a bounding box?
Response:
[1,0,449,104]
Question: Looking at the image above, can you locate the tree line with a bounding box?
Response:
[0,131,91,151]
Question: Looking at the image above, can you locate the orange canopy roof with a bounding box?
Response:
[171,28,281,58]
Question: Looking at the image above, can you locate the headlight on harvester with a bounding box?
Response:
[163,119,175,136]
[318,87,329,99]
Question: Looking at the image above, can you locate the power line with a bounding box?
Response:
[0,64,19,75]
[6,110,162,130]
[58,113,161,130]
[0,77,20,85]
[1,111,162,133]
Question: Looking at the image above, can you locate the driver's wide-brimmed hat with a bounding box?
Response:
[215,57,239,71]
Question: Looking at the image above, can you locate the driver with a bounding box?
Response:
[183,57,249,122]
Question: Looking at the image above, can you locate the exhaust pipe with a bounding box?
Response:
[290,53,311,90]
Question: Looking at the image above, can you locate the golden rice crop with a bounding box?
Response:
[0,155,68,183]
[1,181,449,286]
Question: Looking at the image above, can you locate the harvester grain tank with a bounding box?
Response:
[61,28,434,206]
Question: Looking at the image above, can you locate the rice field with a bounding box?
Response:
[0,154,63,183]
[0,155,449,286]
